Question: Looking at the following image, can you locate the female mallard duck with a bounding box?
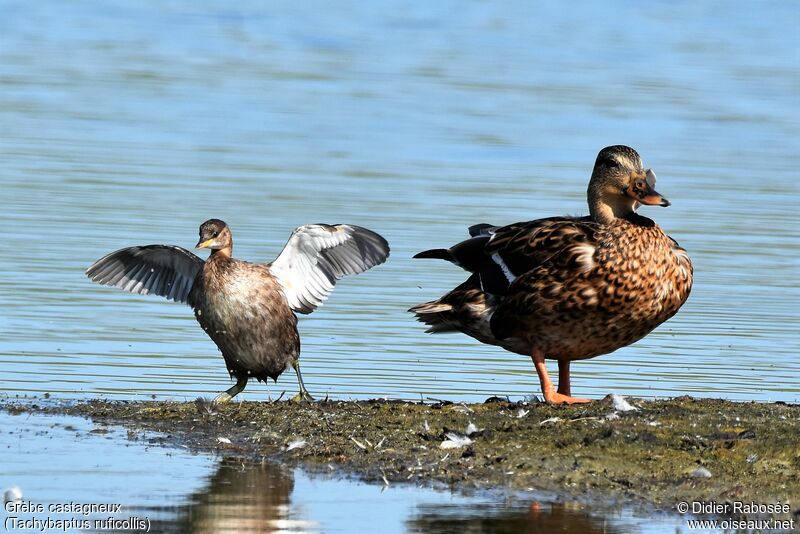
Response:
[87,219,389,403]
[410,145,692,404]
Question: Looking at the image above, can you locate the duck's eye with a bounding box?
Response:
[599,156,620,170]
[630,179,647,196]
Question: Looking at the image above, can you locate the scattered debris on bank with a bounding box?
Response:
[3,395,798,521]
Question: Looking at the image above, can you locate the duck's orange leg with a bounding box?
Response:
[531,349,590,405]
[557,359,572,396]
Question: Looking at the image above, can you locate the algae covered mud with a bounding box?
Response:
[4,396,798,526]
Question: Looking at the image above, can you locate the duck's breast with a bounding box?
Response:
[596,221,693,332]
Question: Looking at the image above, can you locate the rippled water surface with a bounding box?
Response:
[2,1,798,404]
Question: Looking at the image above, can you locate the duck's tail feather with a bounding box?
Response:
[413,248,451,261]
[409,273,498,338]
[413,233,492,273]
[408,301,459,333]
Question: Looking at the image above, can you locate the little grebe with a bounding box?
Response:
[88,219,389,403]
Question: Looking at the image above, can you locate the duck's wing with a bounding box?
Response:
[487,219,607,340]
[415,216,598,295]
[86,245,204,305]
[484,217,598,276]
[269,224,390,314]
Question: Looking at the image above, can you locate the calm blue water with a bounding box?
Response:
[2,2,798,404]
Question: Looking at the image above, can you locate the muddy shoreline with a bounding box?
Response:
[3,395,799,521]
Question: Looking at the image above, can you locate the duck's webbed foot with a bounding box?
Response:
[291,360,315,402]
[542,388,591,405]
[213,375,248,405]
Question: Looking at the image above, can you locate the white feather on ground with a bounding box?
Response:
[440,433,473,449]
[286,439,306,451]
[611,394,639,412]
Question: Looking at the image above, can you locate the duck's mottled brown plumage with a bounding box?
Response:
[489,214,692,358]
[411,145,693,403]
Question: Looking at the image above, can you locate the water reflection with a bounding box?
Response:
[408,502,629,534]
[129,459,648,534]
[138,458,306,534]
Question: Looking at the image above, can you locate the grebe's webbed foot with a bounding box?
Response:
[213,376,248,404]
[291,360,315,402]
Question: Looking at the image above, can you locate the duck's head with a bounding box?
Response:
[196,219,233,255]
[587,145,669,223]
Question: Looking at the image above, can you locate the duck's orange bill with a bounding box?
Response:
[638,192,671,207]
[196,239,215,248]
